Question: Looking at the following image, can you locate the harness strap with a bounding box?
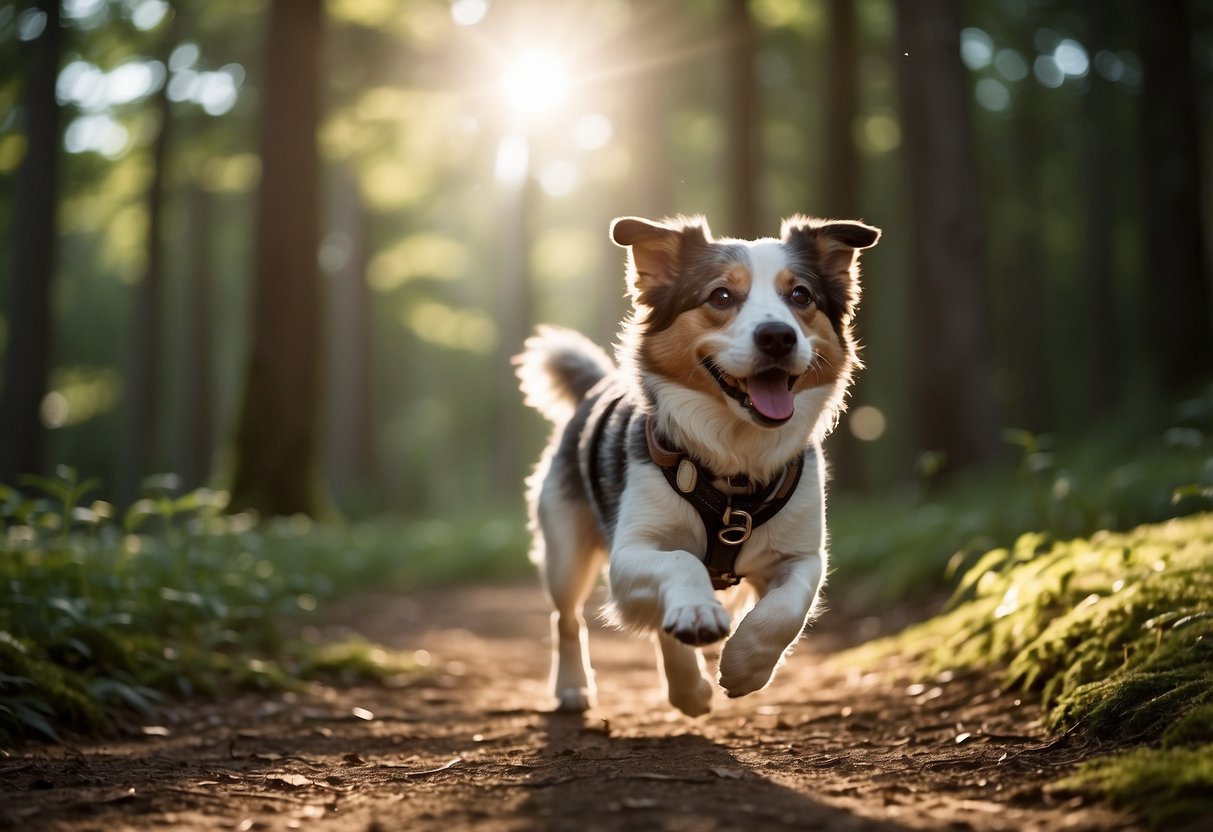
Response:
[645,417,804,590]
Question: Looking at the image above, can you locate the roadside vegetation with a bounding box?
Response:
[0,470,528,743]
[837,389,1213,827]
[830,387,1213,602]
[843,512,1213,826]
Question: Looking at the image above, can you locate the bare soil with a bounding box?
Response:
[0,582,1139,831]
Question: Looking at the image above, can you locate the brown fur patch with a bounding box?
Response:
[642,263,754,387]
[795,312,849,392]
[642,308,726,396]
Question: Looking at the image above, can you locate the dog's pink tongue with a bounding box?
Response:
[748,370,794,421]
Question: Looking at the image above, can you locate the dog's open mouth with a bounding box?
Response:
[702,358,799,426]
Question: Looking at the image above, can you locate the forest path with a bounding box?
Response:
[2,582,1136,831]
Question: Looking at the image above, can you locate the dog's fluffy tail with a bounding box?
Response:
[514,325,615,423]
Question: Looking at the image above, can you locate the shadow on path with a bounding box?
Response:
[519,712,912,831]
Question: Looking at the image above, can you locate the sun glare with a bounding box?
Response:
[499,49,570,118]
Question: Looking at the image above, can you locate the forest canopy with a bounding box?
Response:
[0,0,1209,518]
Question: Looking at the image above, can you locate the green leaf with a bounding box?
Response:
[12,701,61,741]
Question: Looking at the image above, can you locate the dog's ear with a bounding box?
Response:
[610,216,712,306]
[781,216,881,326]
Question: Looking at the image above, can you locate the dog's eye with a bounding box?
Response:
[789,286,813,308]
[707,287,735,309]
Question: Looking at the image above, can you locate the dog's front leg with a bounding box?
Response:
[654,630,713,716]
[717,554,824,697]
[609,544,731,646]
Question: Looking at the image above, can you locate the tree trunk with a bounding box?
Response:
[724,0,761,239]
[229,0,324,516]
[325,170,376,510]
[820,0,866,490]
[0,0,62,484]
[895,0,1000,469]
[606,0,677,346]
[1004,95,1052,432]
[179,185,214,490]
[1082,1,1121,417]
[119,38,173,505]
[1138,0,1211,392]
[491,143,535,497]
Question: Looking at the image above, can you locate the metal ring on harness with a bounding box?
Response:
[717,507,752,546]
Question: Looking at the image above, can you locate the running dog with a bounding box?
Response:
[515,214,880,715]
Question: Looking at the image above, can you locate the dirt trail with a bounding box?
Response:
[1,582,1136,831]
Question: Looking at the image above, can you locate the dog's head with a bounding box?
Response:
[611,214,880,435]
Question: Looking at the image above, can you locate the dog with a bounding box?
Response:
[514,214,880,716]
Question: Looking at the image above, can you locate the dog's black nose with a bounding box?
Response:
[753,322,797,358]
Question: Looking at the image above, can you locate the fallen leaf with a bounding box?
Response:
[383,757,462,777]
[267,774,312,788]
[101,787,137,804]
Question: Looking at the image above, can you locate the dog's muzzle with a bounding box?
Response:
[702,357,798,426]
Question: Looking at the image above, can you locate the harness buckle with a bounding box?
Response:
[718,507,752,546]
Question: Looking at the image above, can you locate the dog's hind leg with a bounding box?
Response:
[655,631,713,717]
[537,491,605,713]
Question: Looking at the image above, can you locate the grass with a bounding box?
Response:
[0,469,530,743]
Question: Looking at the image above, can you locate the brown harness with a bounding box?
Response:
[645,418,804,590]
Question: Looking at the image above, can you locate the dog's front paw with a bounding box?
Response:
[717,645,779,698]
[668,676,713,717]
[662,602,730,646]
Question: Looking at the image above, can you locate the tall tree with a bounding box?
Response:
[724,0,761,239]
[0,0,63,484]
[179,185,214,490]
[490,152,536,495]
[820,0,866,490]
[895,0,1000,469]
[325,170,376,509]
[119,13,177,505]
[1138,0,1211,392]
[1082,1,1122,417]
[603,0,677,346]
[1003,76,1053,432]
[229,0,324,516]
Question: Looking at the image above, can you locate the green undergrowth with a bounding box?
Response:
[0,470,529,744]
[1055,744,1213,828]
[841,512,1213,826]
[830,387,1213,603]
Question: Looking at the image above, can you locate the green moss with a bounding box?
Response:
[846,513,1213,741]
[290,637,423,683]
[1057,744,1213,828]
[840,513,1213,827]
[1162,702,1213,749]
